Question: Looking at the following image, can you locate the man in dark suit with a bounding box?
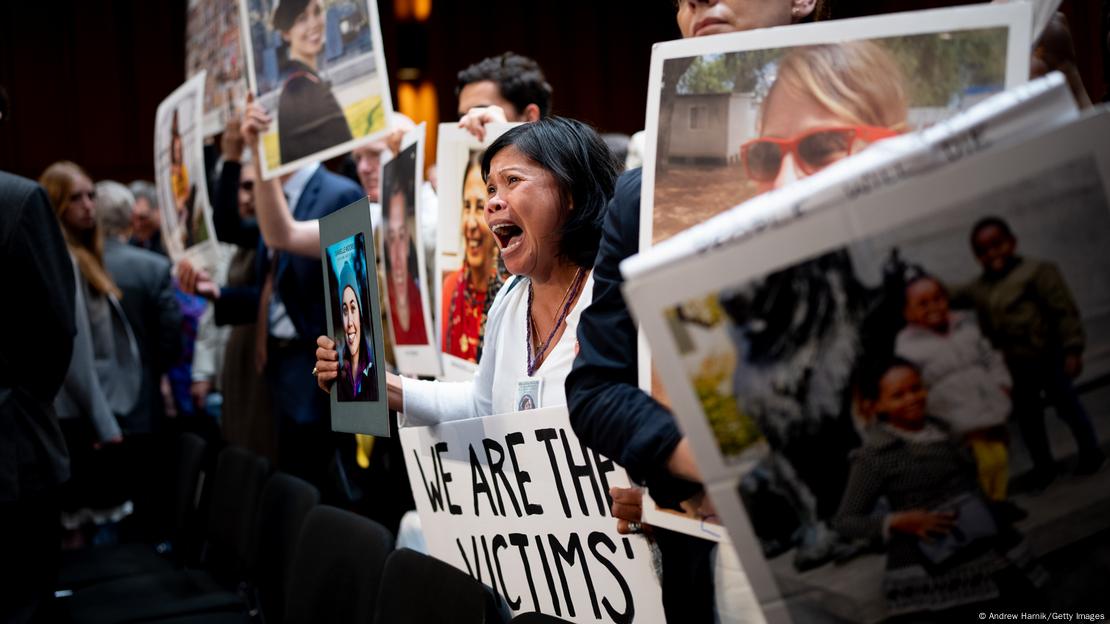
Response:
[96,181,182,435]
[95,181,183,541]
[1,169,76,623]
[204,158,363,502]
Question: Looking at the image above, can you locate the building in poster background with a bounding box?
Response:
[320,197,389,436]
[154,72,218,270]
[400,407,665,624]
[624,93,1110,623]
[434,123,519,380]
[186,0,249,136]
[640,2,1032,249]
[238,0,394,179]
[633,2,1033,547]
[380,124,440,377]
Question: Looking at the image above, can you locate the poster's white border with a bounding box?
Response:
[380,124,441,378]
[625,107,1110,619]
[155,71,219,272]
[237,0,395,180]
[636,1,1033,393]
[433,123,520,381]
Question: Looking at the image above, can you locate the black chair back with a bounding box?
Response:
[285,505,393,624]
[252,472,319,624]
[205,445,271,585]
[372,548,505,624]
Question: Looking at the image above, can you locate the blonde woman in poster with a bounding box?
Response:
[440,152,504,363]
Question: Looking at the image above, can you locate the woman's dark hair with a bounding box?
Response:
[480,117,619,269]
[273,0,311,32]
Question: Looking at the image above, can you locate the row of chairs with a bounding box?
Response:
[55,434,574,623]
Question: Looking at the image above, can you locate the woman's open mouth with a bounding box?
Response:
[490,222,524,255]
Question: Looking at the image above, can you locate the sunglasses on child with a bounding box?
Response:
[740,125,898,183]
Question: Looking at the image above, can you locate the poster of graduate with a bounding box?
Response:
[321,197,389,436]
[238,0,394,179]
[154,71,219,269]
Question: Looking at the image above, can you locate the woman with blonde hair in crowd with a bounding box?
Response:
[40,161,140,544]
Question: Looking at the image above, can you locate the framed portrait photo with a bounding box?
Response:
[320,197,389,435]
[238,0,394,179]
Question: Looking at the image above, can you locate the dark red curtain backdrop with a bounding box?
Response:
[0,0,1104,183]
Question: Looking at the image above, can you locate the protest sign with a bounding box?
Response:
[401,407,666,623]
[154,72,219,270]
[434,123,520,380]
[380,124,440,377]
[238,0,393,179]
[320,197,389,435]
[624,104,1110,622]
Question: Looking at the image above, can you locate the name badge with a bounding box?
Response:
[515,377,542,411]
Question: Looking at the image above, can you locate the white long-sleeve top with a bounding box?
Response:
[400,272,594,425]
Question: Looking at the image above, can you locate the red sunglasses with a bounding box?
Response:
[740,125,898,183]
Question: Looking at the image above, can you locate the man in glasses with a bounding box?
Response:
[567,2,822,622]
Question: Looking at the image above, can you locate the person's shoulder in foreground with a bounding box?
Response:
[566,167,702,507]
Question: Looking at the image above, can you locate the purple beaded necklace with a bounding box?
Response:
[525,267,587,376]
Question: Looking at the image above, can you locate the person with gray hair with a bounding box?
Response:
[97,180,181,436]
[94,180,135,240]
[127,180,165,257]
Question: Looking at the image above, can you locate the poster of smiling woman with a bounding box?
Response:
[238,0,393,179]
[321,197,388,436]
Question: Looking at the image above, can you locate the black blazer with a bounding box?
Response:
[564,167,716,623]
[103,238,182,434]
[0,171,75,499]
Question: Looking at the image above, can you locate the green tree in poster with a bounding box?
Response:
[881,28,1008,106]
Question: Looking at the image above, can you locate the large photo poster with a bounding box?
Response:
[186,0,249,137]
[381,124,440,377]
[634,4,1033,540]
[320,197,389,436]
[434,123,519,380]
[238,0,393,179]
[400,407,666,624]
[154,72,218,269]
[625,108,1110,622]
[641,3,1032,248]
